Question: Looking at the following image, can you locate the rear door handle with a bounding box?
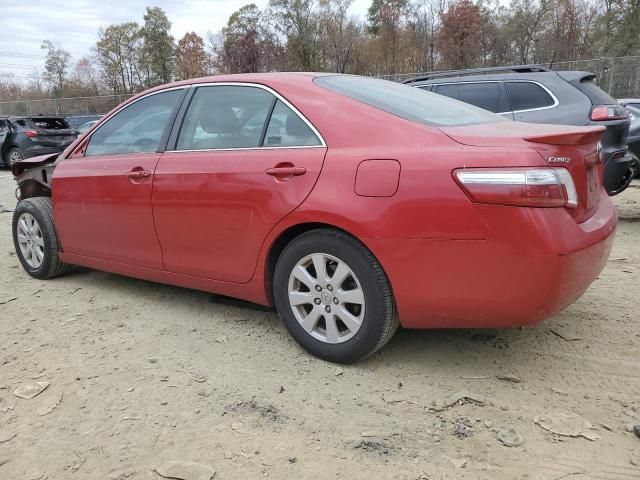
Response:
[125,169,152,180]
[265,166,306,176]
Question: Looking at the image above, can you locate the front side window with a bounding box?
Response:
[263,100,321,147]
[177,86,274,150]
[505,82,555,111]
[435,82,509,113]
[85,89,184,156]
[314,75,505,127]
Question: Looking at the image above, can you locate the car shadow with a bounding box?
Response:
[59,266,544,371]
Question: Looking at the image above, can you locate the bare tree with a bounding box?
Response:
[41,40,71,92]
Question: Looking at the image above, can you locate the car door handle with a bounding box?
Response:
[125,169,152,180]
[265,166,306,176]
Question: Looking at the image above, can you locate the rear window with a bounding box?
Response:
[434,82,509,113]
[573,77,616,105]
[28,117,70,130]
[314,75,505,127]
[505,82,556,111]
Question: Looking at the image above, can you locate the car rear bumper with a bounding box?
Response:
[365,192,617,328]
[23,145,66,159]
[604,151,634,195]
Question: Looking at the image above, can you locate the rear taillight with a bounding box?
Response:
[454,168,578,208]
[590,105,628,121]
[25,130,38,138]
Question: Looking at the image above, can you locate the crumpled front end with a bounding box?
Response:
[12,153,59,200]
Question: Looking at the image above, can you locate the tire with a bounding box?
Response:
[273,229,399,363]
[7,147,24,167]
[12,197,71,279]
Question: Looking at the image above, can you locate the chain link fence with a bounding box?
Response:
[379,56,640,98]
[1,56,638,117]
[0,94,133,117]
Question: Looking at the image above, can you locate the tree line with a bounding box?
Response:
[1,0,639,102]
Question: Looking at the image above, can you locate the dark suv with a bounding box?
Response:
[0,116,77,167]
[404,65,633,195]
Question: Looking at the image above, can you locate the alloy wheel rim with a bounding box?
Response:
[9,151,22,164]
[17,213,45,269]
[287,253,365,344]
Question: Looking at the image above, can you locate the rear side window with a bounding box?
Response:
[28,117,70,129]
[572,77,616,105]
[86,89,184,156]
[177,86,274,150]
[434,82,509,113]
[314,75,504,127]
[505,82,555,111]
[263,100,321,147]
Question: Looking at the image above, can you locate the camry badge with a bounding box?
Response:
[548,156,571,164]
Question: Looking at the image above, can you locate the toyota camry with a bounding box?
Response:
[11,73,616,363]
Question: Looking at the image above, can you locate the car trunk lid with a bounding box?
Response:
[440,122,606,223]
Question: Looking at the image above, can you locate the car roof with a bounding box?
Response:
[149,72,330,91]
[112,72,336,114]
[405,70,594,85]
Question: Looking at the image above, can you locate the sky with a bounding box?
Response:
[0,0,371,82]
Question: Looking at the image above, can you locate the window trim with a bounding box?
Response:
[426,80,559,115]
[504,80,559,114]
[70,85,188,158]
[165,82,326,153]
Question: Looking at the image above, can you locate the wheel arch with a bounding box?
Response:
[262,220,388,306]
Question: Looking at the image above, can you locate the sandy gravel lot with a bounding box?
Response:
[0,169,639,480]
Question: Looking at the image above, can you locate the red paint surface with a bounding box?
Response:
[52,73,617,328]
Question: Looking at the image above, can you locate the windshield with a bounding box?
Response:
[314,75,506,127]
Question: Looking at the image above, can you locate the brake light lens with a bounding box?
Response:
[25,130,38,138]
[454,168,578,208]
[590,105,628,121]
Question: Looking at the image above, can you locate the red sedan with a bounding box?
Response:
[12,73,616,363]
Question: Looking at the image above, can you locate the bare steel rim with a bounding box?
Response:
[287,253,365,344]
[16,212,45,269]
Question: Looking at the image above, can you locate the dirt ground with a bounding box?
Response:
[0,169,639,480]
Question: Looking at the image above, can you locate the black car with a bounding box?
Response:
[0,116,77,166]
[624,108,640,178]
[404,65,633,195]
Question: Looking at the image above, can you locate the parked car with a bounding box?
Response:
[625,112,640,178]
[0,115,77,166]
[404,65,633,196]
[618,98,640,110]
[11,73,616,363]
[65,114,102,130]
[76,120,98,136]
[619,100,640,121]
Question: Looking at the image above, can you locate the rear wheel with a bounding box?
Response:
[7,147,24,166]
[273,229,399,363]
[12,197,71,279]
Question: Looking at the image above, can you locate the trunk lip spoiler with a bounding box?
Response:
[523,126,605,145]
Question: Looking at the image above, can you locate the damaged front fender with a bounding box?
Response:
[12,153,60,200]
